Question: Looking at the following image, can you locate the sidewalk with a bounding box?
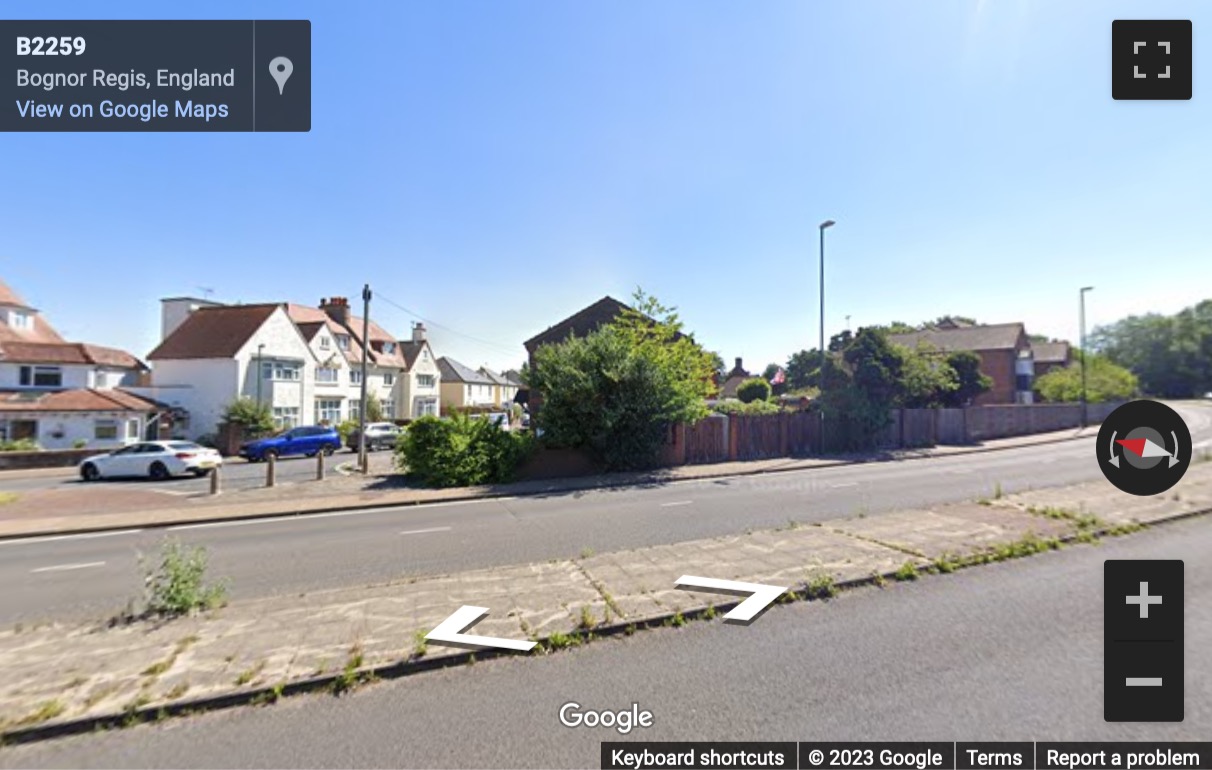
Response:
[0,427,1096,541]
[1,460,1207,742]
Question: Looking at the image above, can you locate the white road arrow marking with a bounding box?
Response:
[675,575,788,624]
[425,606,536,652]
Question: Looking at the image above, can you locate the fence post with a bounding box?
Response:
[210,465,221,495]
[266,453,276,488]
[316,450,325,481]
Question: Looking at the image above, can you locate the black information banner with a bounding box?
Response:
[599,743,1212,770]
[0,20,310,131]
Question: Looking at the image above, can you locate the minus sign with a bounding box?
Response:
[1126,678,1163,687]
[1114,639,1175,643]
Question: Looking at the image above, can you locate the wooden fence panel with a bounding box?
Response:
[684,415,727,465]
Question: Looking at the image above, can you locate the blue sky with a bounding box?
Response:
[3,0,1210,373]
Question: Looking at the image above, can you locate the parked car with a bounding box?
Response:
[239,425,341,462]
[345,422,402,452]
[79,441,223,481]
[470,412,510,430]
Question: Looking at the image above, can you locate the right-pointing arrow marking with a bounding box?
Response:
[676,575,788,624]
[425,606,536,652]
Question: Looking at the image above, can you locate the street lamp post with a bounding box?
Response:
[1079,286,1094,428]
[818,219,836,453]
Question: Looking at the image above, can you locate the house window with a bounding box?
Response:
[349,402,360,421]
[19,365,62,388]
[126,419,140,440]
[415,398,437,417]
[417,374,435,388]
[94,420,118,440]
[350,369,363,385]
[335,334,350,350]
[1015,374,1033,392]
[272,406,300,429]
[316,366,339,384]
[315,399,342,425]
[261,361,301,381]
[8,311,32,330]
[319,336,331,350]
[382,372,395,386]
[382,341,396,355]
[382,400,395,419]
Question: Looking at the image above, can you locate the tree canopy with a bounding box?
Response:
[1092,299,1212,398]
[1035,355,1138,403]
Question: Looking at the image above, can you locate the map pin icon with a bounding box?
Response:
[269,56,293,95]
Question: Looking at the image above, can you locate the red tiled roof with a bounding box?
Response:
[0,388,158,413]
[0,341,144,369]
[148,304,281,360]
[0,279,30,308]
[284,303,405,368]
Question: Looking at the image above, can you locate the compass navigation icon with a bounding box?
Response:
[1098,400,1191,496]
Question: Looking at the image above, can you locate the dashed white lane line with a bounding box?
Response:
[399,527,452,536]
[31,561,106,574]
[659,500,694,508]
[829,482,859,488]
[0,529,143,547]
[166,497,514,532]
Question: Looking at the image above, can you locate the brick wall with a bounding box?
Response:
[974,349,1017,405]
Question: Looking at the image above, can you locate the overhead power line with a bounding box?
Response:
[375,293,520,357]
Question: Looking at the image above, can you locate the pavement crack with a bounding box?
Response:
[815,522,926,558]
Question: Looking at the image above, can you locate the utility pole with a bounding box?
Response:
[1079,286,1094,428]
[358,284,372,473]
[818,219,836,453]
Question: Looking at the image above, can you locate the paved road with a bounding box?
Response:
[3,510,1207,769]
[2,404,1209,625]
[0,449,377,494]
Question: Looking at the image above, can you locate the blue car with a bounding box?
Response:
[239,425,341,462]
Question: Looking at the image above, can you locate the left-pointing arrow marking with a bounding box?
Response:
[425,606,536,652]
[675,575,788,624]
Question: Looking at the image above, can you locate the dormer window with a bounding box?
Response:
[382,341,396,355]
[335,334,350,351]
[8,311,32,330]
[19,365,62,388]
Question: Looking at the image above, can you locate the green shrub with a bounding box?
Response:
[221,397,274,438]
[736,377,772,404]
[335,419,360,443]
[712,399,781,415]
[0,438,40,452]
[395,413,533,488]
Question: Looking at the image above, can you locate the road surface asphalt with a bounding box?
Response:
[1,402,1210,624]
[2,506,1206,769]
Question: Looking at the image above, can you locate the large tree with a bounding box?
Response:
[1092,299,1212,398]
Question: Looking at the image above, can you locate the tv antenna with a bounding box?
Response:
[197,286,215,300]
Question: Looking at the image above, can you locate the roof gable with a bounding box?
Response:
[147,304,280,360]
[438,356,496,384]
[524,296,632,351]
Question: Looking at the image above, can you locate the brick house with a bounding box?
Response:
[522,296,633,415]
[887,321,1036,405]
[1031,341,1071,378]
[718,358,752,399]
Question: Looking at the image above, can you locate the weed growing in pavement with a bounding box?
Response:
[123,538,228,622]
[805,573,837,599]
[141,655,176,678]
[624,623,637,636]
[702,604,718,620]
[666,612,686,628]
[871,571,887,588]
[164,681,190,700]
[894,562,919,581]
[579,547,595,560]
[411,630,428,659]
[331,647,373,695]
[233,660,266,687]
[932,554,960,574]
[993,482,1004,500]
[250,682,286,706]
[578,605,596,630]
[0,492,17,506]
[14,700,65,727]
[545,631,582,650]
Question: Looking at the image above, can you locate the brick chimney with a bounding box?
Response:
[412,322,426,342]
[320,296,350,327]
[730,357,747,376]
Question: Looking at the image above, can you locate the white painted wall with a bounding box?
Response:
[401,342,442,417]
[0,362,94,390]
[0,411,145,451]
[148,359,240,439]
[234,308,316,428]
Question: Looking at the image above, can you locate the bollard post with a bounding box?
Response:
[266,453,276,487]
[210,465,221,495]
[316,449,325,481]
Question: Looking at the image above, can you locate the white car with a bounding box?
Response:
[79,441,223,481]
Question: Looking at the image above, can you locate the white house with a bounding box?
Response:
[437,357,499,409]
[398,323,441,418]
[144,295,443,438]
[0,278,158,450]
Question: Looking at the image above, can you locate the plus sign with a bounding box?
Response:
[1127,581,1163,619]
